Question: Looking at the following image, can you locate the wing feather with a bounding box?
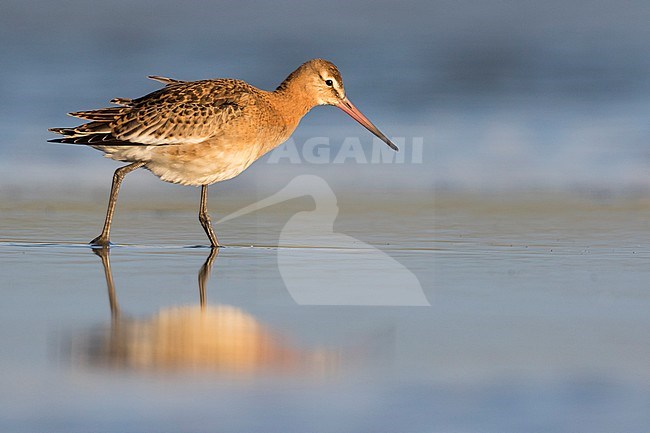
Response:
[147,75,187,85]
[49,78,254,147]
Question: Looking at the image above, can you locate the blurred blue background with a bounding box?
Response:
[0,0,649,195]
[2,3,650,432]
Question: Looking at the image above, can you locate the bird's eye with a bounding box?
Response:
[325,79,333,87]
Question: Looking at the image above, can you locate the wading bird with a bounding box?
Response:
[49,59,398,247]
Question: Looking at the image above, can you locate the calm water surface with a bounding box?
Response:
[1,0,649,430]
[1,194,650,432]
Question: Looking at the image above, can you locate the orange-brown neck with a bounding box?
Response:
[271,67,321,134]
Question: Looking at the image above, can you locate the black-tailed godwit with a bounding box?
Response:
[49,59,398,247]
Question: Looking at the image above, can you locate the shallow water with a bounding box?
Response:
[1,0,649,430]
[1,193,650,432]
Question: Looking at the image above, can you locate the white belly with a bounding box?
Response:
[97,141,263,186]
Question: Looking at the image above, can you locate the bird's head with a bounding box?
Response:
[277,59,399,151]
[303,58,347,106]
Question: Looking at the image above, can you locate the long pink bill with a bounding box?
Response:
[337,97,399,151]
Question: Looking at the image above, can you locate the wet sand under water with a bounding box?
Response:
[1,192,650,432]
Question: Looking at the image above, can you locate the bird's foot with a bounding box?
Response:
[90,235,111,248]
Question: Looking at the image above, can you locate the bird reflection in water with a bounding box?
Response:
[72,248,337,375]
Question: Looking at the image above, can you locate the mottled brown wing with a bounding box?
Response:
[111,79,250,145]
[49,79,252,146]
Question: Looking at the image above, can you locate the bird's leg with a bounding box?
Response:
[199,185,220,248]
[90,162,145,247]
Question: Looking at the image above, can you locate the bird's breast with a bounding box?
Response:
[143,138,268,186]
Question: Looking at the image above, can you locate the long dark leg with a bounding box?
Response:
[90,162,145,247]
[198,184,220,248]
